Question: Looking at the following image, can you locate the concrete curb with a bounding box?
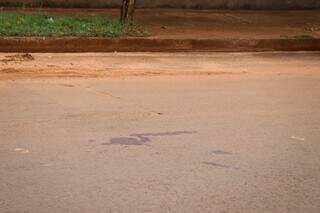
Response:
[1,37,320,52]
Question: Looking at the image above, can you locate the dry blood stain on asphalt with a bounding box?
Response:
[104,131,197,146]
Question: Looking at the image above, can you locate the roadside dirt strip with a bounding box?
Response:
[0,52,320,80]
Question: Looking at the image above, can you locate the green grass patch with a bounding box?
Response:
[0,13,132,37]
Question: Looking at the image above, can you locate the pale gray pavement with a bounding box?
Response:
[0,52,320,212]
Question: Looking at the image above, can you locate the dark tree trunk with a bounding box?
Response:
[120,0,136,24]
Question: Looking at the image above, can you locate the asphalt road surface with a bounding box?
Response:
[0,52,320,212]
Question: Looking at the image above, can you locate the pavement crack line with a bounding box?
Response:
[84,87,163,116]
